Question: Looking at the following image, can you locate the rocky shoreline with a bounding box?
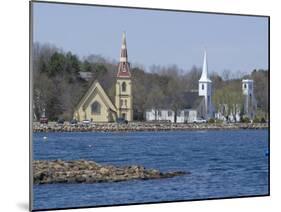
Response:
[33,160,187,184]
[33,122,268,133]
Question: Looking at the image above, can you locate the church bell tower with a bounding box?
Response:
[242,79,256,119]
[115,32,133,121]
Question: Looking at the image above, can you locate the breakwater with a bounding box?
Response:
[33,122,268,133]
[33,160,186,184]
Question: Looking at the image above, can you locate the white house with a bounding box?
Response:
[145,109,198,123]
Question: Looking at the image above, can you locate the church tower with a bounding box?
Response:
[242,79,256,119]
[198,50,213,119]
[115,32,133,121]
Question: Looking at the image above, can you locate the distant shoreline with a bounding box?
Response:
[32,122,268,133]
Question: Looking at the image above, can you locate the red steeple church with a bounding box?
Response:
[115,32,133,121]
[116,32,131,78]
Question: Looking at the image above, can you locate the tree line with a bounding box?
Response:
[32,43,269,121]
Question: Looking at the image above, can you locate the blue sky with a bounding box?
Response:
[33,2,268,74]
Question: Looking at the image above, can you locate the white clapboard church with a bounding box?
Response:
[145,50,214,123]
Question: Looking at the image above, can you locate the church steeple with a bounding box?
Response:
[115,32,133,121]
[199,50,211,83]
[198,50,213,119]
[117,32,131,78]
[120,32,128,62]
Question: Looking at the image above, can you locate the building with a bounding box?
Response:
[145,50,213,123]
[215,79,257,122]
[145,109,176,123]
[145,91,206,123]
[115,32,133,121]
[198,50,214,119]
[242,79,257,119]
[215,103,241,122]
[78,72,94,81]
[73,80,117,122]
[73,32,133,122]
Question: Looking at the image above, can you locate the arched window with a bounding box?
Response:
[202,84,204,90]
[91,101,101,114]
[122,82,126,92]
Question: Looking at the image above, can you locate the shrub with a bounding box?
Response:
[215,119,223,124]
[208,118,215,123]
[241,117,250,123]
[260,117,266,123]
[253,117,260,123]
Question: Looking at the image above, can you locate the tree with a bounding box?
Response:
[32,43,269,122]
[145,84,165,120]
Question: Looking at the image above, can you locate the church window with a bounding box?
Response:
[202,84,204,90]
[91,101,101,114]
[122,82,126,92]
[244,84,247,89]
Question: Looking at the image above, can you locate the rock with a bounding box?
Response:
[33,160,187,184]
[33,122,268,133]
[99,167,109,175]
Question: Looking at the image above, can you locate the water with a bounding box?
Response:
[32,130,269,210]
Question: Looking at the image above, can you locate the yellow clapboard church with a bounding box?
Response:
[73,32,133,122]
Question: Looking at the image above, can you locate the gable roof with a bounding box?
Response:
[75,80,116,112]
[182,91,205,109]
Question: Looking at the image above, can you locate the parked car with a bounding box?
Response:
[82,119,91,124]
[193,118,207,123]
[39,117,48,124]
[116,118,128,124]
[57,118,65,124]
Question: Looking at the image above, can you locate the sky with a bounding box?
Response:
[32,2,269,74]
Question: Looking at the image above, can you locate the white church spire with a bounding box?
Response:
[199,50,211,83]
[198,50,213,119]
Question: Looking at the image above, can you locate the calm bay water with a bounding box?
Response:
[33,129,269,210]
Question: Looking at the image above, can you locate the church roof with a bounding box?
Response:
[116,32,131,78]
[182,91,205,109]
[158,91,204,110]
[75,80,116,112]
[199,50,212,83]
